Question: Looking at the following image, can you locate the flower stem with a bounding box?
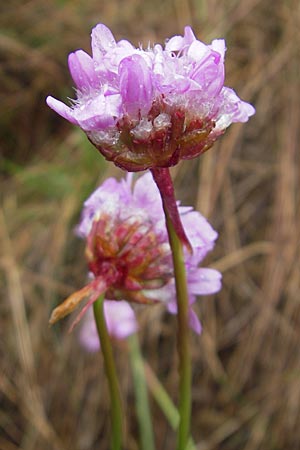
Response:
[93,296,123,450]
[151,168,191,251]
[128,334,155,450]
[166,213,192,449]
[144,362,196,450]
[144,361,179,430]
[162,194,192,450]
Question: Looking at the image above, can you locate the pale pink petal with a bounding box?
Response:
[165,35,184,52]
[188,308,202,334]
[188,268,222,295]
[119,54,153,116]
[210,39,226,61]
[46,96,78,125]
[79,301,137,351]
[68,50,98,90]
[104,301,138,338]
[73,94,122,130]
[91,23,116,62]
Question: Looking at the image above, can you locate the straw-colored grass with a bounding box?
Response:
[1,0,300,448]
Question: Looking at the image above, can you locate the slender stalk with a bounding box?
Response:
[144,362,179,430]
[128,334,155,450]
[93,296,123,450]
[151,167,191,251]
[151,167,192,449]
[144,362,196,450]
[164,204,192,450]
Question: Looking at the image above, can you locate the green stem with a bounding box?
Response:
[93,296,123,450]
[144,362,196,450]
[128,334,155,450]
[144,362,179,430]
[163,207,192,450]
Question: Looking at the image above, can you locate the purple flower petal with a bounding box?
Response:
[188,268,222,295]
[68,50,99,90]
[105,301,138,338]
[165,35,185,53]
[91,23,117,62]
[190,49,224,96]
[119,54,153,116]
[181,210,218,262]
[183,26,197,46]
[73,93,122,131]
[79,301,137,351]
[79,309,100,352]
[210,39,226,61]
[46,96,79,125]
[188,308,202,334]
[165,26,196,53]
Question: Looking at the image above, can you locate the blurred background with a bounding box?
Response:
[1,0,300,449]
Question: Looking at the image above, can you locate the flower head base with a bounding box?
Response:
[46,24,255,172]
[85,208,172,297]
[49,173,221,333]
[87,101,217,171]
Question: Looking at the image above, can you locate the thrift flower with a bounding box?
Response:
[80,302,137,351]
[49,173,221,333]
[46,24,255,172]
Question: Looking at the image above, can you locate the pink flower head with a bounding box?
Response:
[46,24,255,172]
[49,173,221,334]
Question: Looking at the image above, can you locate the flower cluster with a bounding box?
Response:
[49,173,221,334]
[47,24,255,171]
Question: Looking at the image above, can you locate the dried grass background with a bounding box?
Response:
[1,0,300,449]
